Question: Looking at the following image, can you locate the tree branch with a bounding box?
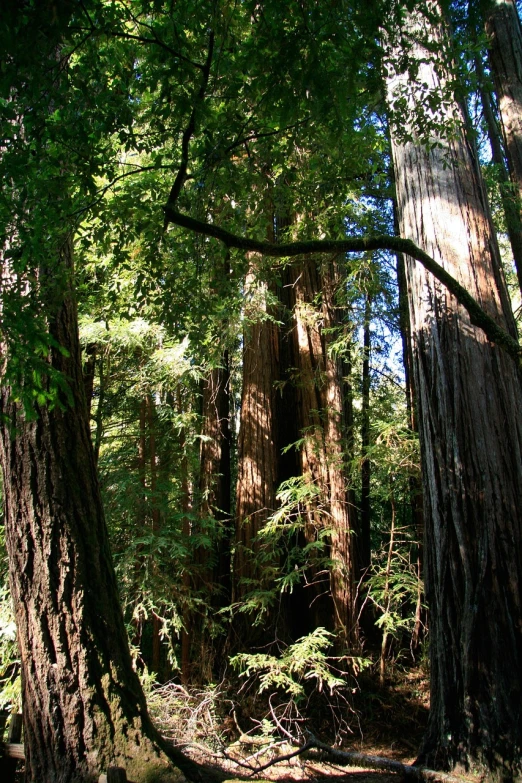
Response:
[100,30,203,70]
[70,164,174,218]
[222,117,312,157]
[228,732,474,783]
[163,208,522,368]
[163,30,215,226]
[304,733,473,783]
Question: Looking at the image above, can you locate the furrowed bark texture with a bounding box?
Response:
[387,6,522,778]
[485,0,522,230]
[0,238,185,783]
[282,257,356,641]
[234,257,279,597]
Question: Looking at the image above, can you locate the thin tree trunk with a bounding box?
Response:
[386,5,522,776]
[199,251,233,600]
[176,386,191,684]
[147,394,162,675]
[192,361,232,676]
[82,343,97,421]
[395,207,417,432]
[200,366,230,516]
[379,493,396,686]
[484,0,522,239]
[396,217,425,650]
[360,294,372,575]
[0,236,185,783]
[93,349,106,466]
[475,52,522,293]
[322,262,357,643]
[132,397,148,652]
[199,358,232,588]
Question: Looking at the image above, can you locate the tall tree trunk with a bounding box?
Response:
[321,262,357,643]
[386,5,522,777]
[484,0,522,242]
[199,358,232,589]
[283,256,357,644]
[93,349,106,467]
[0,237,185,783]
[396,215,425,651]
[147,394,162,675]
[359,293,372,575]
[395,204,417,432]
[475,52,522,293]
[176,387,192,684]
[234,258,279,600]
[192,360,232,676]
[200,366,230,518]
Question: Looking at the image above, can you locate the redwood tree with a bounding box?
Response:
[0,7,192,780]
[234,257,279,601]
[483,0,522,226]
[386,2,522,776]
[280,254,358,643]
[0,239,186,783]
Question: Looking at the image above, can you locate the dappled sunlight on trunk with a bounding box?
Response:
[386,3,522,775]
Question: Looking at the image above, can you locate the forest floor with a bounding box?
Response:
[153,665,430,782]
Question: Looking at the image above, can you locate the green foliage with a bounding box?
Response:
[360,414,425,664]
[0,0,439,703]
[0,485,20,713]
[258,475,332,595]
[0,584,20,713]
[367,535,424,641]
[230,474,335,627]
[231,628,368,699]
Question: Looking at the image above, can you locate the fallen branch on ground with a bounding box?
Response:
[305,733,474,783]
[222,730,478,783]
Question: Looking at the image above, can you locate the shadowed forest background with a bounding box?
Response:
[1,1,522,782]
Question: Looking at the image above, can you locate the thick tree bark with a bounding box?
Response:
[386,5,522,778]
[282,256,357,643]
[0,237,185,783]
[234,258,279,598]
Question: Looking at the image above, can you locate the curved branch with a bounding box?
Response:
[164,207,522,368]
[163,30,215,223]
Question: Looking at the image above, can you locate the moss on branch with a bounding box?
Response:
[164,207,522,369]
